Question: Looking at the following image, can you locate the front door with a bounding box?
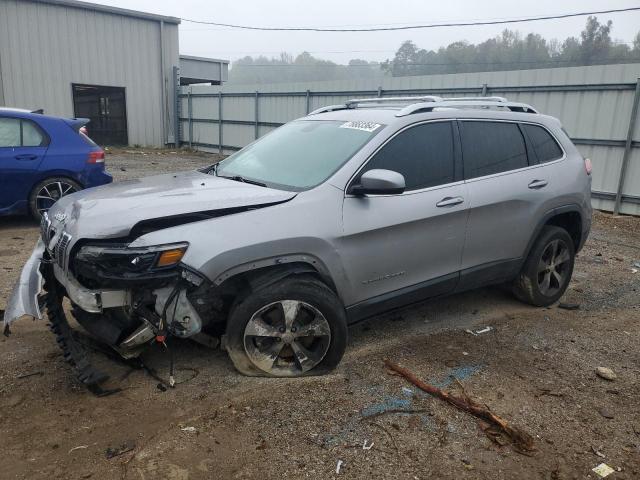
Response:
[340,121,468,314]
[0,116,48,211]
[72,84,128,145]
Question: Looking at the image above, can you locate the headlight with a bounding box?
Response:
[75,242,189,275]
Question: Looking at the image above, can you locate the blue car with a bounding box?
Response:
[0,108,112,219]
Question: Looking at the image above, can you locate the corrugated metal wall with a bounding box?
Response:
[0,0,179,146]
[179,63,640,215]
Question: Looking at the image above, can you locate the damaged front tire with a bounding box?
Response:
[225,276,347,377]
[42,262,114,393]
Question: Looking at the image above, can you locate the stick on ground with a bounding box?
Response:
[384,359,536,453]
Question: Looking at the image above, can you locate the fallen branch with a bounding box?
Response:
[384,359,536,454]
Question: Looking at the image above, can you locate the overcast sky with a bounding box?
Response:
[98,0,640,64]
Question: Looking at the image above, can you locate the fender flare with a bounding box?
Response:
[213,253,341,296]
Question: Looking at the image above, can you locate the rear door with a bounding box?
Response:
[458,120,558,289]
[341,120,468,309]
[0,116,49,210]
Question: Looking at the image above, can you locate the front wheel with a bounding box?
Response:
[225,276,348,377]
[29,177,82,220]
[513,226,575,307]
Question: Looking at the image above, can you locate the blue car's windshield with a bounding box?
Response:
[213,120,382,191]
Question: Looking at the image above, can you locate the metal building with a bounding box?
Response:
[0,0,228,146]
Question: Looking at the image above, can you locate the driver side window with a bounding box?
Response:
[361,121,457,191]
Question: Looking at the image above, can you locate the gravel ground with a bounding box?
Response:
[0,150,638,480]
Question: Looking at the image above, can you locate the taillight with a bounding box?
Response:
[87,150,105,164]
[584,158,592,175]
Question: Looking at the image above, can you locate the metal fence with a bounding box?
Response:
[177,63,640,215]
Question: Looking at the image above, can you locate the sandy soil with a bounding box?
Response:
[0,150,638,480]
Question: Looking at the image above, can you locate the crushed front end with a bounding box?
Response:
[4,211,228,393]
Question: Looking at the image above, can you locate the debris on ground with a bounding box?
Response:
[465,326,493,336]
[336,459,344,474]
[180,426,197,433]
[592,463,615,478]
[591,445,606,458]
[362,440,374,450]
[595,367,617,381]
[105,440,135,459]
[558,302,580,310]
[68,445,88,454]
[16,371,44,379]
[384,360,536,454]
[598,407,614,419]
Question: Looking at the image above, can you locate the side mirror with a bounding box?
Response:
[349,169,406,196]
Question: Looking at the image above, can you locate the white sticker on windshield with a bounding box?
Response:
[340,121,381,133]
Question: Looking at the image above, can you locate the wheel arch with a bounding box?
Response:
[524,205,584,260]
[28,172,85,198]
[214,255,340,297]
[27,174,84,218]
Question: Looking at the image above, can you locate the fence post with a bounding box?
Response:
[218,91,223,154]
[481,83,488,96]
[255,90,260,139]
[305,89,311,114]
[614,77,640,215]
[173,66,180,146]
[187,87,193,148]
[377,86,382,97]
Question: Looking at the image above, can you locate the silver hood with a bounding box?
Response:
[50,170,297,239]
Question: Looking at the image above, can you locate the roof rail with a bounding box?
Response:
[441,96,507,103]
[345,96,443,108]
[396,99,538,116]
[308,104,348,115]
[307,95,538,117]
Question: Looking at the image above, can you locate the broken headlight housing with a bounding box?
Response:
[73,242,189,288]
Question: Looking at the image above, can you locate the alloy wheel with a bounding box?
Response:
[536,239,571,297]
[243,300,331,375]
[36,181,77,214]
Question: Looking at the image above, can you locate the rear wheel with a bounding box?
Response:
[225,276,347,377]
[29,177,82,220]
[513,226,575,307]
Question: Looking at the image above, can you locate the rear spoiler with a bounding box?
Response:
[63,117,90,132]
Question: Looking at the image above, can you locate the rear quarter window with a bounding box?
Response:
[521,124,564,163]
[460,121,528,179]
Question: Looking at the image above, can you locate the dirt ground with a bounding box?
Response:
[0,150,638,480]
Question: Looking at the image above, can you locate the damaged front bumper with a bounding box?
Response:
[3,239,45,332]
[2,237,132,334]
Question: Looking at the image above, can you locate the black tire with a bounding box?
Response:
[29,177,82,220]
[225,276,348,377]
[513,226,575,307]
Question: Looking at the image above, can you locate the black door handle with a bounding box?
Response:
[15,154,38,161]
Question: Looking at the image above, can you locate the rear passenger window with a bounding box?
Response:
[0,118,21,147]
[22,120,45,147]
[362,121,455,191]
[521,124,563,163]
[0,118,46,147]
[461,121,528,179]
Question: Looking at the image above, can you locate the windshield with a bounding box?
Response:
[213,120,382,190]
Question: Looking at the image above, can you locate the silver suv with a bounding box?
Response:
[4,96,592,387]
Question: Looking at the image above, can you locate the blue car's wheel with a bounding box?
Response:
[29,177,82,220]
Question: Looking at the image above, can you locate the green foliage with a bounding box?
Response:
[227,17,640,84]
[382,16,640,76]
[229,51,384,84]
